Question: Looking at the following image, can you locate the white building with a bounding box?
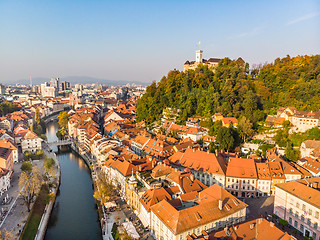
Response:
[21,130,42,153]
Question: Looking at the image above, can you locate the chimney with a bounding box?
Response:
[193,149,195,152]
[250,223,255,230]
[152,161,155,168]
[218,198,223,210]
[139,165,142,171]
[270,222,274,227]
[207,150,209,154]
[215,149,218,155]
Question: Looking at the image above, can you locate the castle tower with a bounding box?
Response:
[196,50,203,63]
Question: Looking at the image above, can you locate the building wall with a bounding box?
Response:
[274,186,320,239]
[0,153,13,172]
[0,172,11,195]
[257,179,271,196]
[225,176,257,198]
[21,138,42,153]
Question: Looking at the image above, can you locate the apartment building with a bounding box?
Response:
[150,184,247,240]
[274,177,320,239]
[226,158,257,198]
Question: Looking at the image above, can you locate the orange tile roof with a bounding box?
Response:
[195,218,294,240]
[276,177,320,209]
[140,187,172,212]
[256,163,271,180]
[226,158,257,179]
[170,148,226,175]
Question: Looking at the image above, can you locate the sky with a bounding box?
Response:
[0,0,319,84]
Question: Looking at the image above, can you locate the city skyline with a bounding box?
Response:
[1,0,319,84]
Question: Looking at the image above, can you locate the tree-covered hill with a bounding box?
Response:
[136,55,320,125]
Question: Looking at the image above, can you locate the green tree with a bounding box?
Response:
[238,116,254,142]
[285,143,300,162]
[216,126,240,151]
[21,161,33,172]
[274,129,289,148]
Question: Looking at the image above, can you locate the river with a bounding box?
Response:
[44,121,102,240]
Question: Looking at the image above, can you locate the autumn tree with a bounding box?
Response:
[0,229,14,240]
[57,111,69,139]
[19,165,42,212]
[93,172,115,204]
[57,111,69,129]
[35,108,41,126]
[43,157,56,178]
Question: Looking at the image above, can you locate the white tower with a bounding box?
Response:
[196,50,203,63]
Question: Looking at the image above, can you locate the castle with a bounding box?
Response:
[184,50,221,71]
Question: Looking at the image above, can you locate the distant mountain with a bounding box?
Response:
[4,76,149,86]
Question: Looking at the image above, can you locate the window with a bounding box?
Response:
[313,232,316,240]
[302,204,306,211]
[300,224,304,232]
[289,217,292,224]
[307,218,311,226]
[294,220,298,228]
[296,202,300,209]
[309,209,313,216]
[295,211,299,218]
[289,208,293,214]
[301,215,305,222]
[314,223,318,230]
[316,211,319,219]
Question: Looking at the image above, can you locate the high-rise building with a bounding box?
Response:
[59,81,71,92]
[50,78,59,88]
[0,84,5,95]
[41,82,57,97]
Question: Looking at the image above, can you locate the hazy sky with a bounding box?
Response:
[1,0,319,84]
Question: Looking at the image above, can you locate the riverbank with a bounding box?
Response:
[33,147,61,240]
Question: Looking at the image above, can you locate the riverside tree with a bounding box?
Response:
[19,165,42,212]
[44,157,56,178]
[93,172,115,204]
[57,111,69,139]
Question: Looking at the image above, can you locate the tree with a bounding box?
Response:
[57,111,69,129]
[209,120,222,136]
[285,143,300,162]
[35,108,41,126]
[0,229,14,240]
[93,172,115,204]
[238,116,254,142]
[274,129,289,148]
[21,161,33,172]
[216,127,240,151]
[19,166,42,212]
[43,157,56,178]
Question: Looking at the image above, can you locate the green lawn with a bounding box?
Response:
[20,185,49,240]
